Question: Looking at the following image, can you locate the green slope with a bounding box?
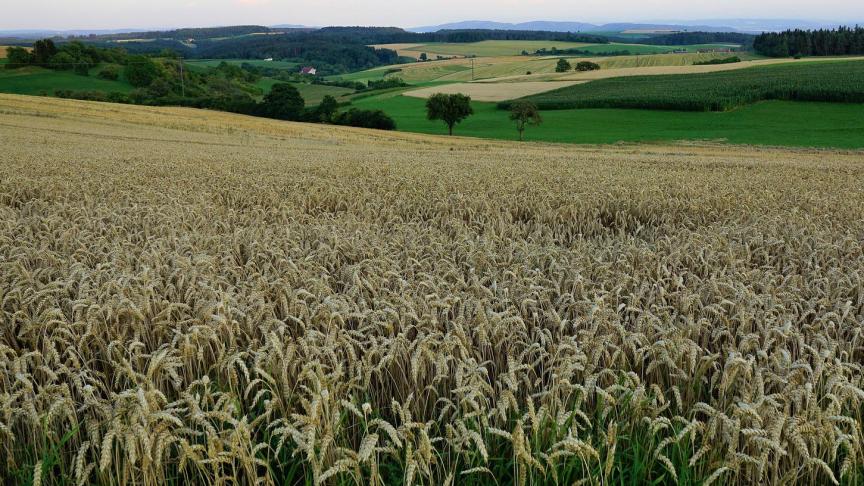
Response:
[351,93,864,149]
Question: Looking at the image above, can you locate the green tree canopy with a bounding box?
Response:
[262,83,305,120]
[124,56,160,88]
[4,47,33,69]
[508,101,542,141]
[425,93,473,136]
[555,58,572,72]
[316,95,339,123]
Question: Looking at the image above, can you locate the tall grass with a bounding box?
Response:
[0,94,863,485]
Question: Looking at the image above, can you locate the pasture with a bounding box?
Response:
[352,92,864,148]
[1,93,863,486]
[0,65,133,96]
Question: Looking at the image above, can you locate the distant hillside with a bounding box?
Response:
[409,19,853,34]
[409,20,737,33]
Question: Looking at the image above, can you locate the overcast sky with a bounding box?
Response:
[2,0,861,30]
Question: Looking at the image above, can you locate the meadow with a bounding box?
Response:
[0,66,134,96]
[1,93,863,486]
[515,59,864,111]
[351,92,864,149]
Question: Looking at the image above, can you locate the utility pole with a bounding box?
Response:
[471,58,475,81]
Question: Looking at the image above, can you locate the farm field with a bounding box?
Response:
[352,93,864,148]
[404,80,585,102]
[1,93,863,485]
[334,51,746,85]
[516,59,864,111]
[0,65,134,96]
[371,40,742,58]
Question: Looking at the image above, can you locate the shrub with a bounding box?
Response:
[555,58,572,72]
[98,65,122,80]
[693,56,741,66]
[334,108,396,130]
[575,61,601,71]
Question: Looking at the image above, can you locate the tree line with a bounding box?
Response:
[754,26,864,57]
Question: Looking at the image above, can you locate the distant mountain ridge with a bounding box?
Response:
[408,19,851,34]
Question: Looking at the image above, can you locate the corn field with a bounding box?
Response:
[1,94,863,485]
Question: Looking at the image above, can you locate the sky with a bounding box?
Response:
[1,0,861,30]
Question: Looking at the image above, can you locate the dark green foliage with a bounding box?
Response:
[124,55,160,87]
[535,47,632,57]
[365,77,408,91]
[333,108,396,130]
[509,100,542,141]
[260,83,305,120]
[555,58,572,72]
[32,39,58,64]
[613,31,754,47]
[425,92,474,135]
[419,52,428,61]
[99,64,120,81]
[693,56,741,65]
[315,94,339,122]
[511,60,864,112]
[575,61,601,71]
[4,47,33,68]
[754,26,864,57]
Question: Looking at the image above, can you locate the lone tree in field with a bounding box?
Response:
[555,58,572,72]
[426,93,473,136]
[262,83,305,121]
[509,101,542,141]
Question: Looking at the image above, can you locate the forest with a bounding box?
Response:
[754,26,864,57]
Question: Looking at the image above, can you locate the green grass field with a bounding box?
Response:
[518,59,864,111]
[350,92,864,149]
[0,66,134,96]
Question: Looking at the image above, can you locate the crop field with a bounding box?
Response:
[1,93,864,486]
[371,41,742,58]
[404,81,585,102]
[373,40,597,57]
[337,52,755,85]
[517,59,864,111]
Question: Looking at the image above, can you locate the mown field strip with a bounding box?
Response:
[403,80,587,101]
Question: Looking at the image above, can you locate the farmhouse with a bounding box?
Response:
[300,66,317,75]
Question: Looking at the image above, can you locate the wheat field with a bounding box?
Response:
[1,94,863,485]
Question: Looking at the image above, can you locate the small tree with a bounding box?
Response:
[425,93,473,136]
[555,58,572,72]
[317,95,339,123]
[419,52,428,61]
[261,83,305,120]
[509,101,542,141]
[5,47,33,69]
[32,39,57,65]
